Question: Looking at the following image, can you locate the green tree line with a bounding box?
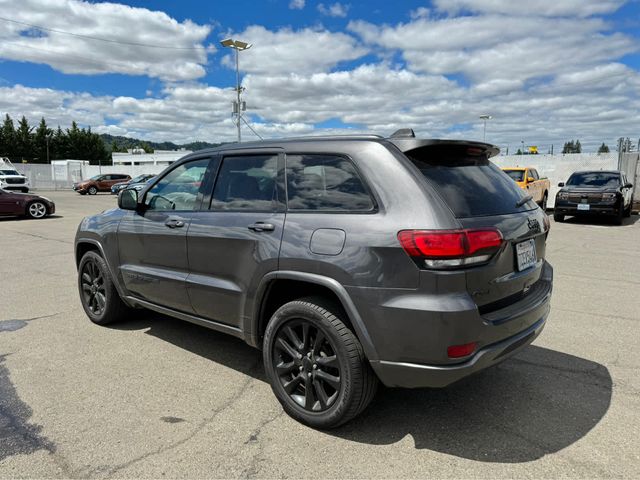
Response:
[0,114,110,165]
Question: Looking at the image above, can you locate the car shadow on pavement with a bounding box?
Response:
[112,313,612,463]
[561,213,639,226]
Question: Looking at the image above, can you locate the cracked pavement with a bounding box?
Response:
[0,191,639,478]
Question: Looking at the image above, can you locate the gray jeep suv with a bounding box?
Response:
[75,130,553,428]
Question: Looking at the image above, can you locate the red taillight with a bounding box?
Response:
[397,228,503,269]
[447,342,478,359]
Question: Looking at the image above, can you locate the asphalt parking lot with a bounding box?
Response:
[1,190,639,479]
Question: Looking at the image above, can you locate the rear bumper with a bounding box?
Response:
[369,313,547,388]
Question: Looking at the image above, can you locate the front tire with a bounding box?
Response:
[21,188,29,193]
[615,206,624,225]
[624,204,632,217]
[263,297,377,429]
[88,186,98,195]
[26,201,48,219]
[78,251,130,325]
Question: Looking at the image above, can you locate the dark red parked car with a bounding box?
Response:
[0,188,55,219]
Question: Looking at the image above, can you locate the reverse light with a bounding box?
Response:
[397,228,504,269]
[447,342,478,359]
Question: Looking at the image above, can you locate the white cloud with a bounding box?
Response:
[433,0,626,17]
[349,15,638,84]
[220,25,367,75]
[289,0,306,10]
[0,0,212,81]
[0,3,639,153]
[317,2,350,18]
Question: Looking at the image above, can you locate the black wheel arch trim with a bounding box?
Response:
[249,270,379,361]
[75,238,131,306]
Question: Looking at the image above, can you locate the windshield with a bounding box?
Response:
[503,169,525,182]
[566,172,620,188]
[0,169,20,175]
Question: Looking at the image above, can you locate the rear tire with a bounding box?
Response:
[78,251,130,325]
[263,297,377,429]
[553,213,564,222]
[88,186,98,195]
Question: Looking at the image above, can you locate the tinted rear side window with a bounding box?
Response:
[286,154,374,212]
[406,146,536,218]
[211,155,278,211]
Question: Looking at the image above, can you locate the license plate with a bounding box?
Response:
[577,203,590,211]
[516,239,537,271]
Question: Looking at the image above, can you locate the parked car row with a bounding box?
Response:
[502,165,634,225]
[110,174,156,194]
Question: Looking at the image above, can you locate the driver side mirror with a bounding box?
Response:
[118,188,138,210]
[558,182,565,187]
[625,182,633,189]
[527,177,535,183]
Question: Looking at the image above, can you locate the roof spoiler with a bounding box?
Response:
[387,130,500,158]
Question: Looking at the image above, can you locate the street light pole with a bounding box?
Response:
[221,38,252,143]
[479,114,492,142]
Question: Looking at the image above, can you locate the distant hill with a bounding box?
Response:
[100,134,223,153]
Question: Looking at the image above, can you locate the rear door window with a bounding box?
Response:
[405,146,536,218]
[285,154,374,212]
[211,155,279,211]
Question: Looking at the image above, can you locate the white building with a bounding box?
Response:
[112,149,192,166]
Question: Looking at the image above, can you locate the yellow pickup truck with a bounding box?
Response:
[502,167,550,211]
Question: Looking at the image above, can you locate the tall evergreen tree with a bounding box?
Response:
[1,114,16,158]
[597,142,610,154]
[15,116,33,160]
[34,117,52,163]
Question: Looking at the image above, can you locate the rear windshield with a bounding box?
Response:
[406,147,537,218]
[566,172,620,188]
[503,169,525,182]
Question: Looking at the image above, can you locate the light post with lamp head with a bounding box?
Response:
[220,38,252,142]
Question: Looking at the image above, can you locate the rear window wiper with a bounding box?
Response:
[515,195,533,208]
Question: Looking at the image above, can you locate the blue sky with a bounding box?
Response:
[0,0,639,150]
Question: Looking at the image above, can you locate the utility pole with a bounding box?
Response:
[221,38,252,143]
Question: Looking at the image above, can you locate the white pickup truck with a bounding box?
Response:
[0,158,30,193]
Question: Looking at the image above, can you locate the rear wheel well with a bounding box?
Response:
[258,279,353,341]
[76,242,101,267]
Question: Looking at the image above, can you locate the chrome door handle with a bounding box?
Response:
[165,219,185,228]
[248,222,275,232]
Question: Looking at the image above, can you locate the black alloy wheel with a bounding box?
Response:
[81,258,107,316]
[77,250,131,325]
[263,298,378,428]
[272,320,342,412]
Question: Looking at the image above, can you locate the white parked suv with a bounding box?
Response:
[0,158,30,193]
